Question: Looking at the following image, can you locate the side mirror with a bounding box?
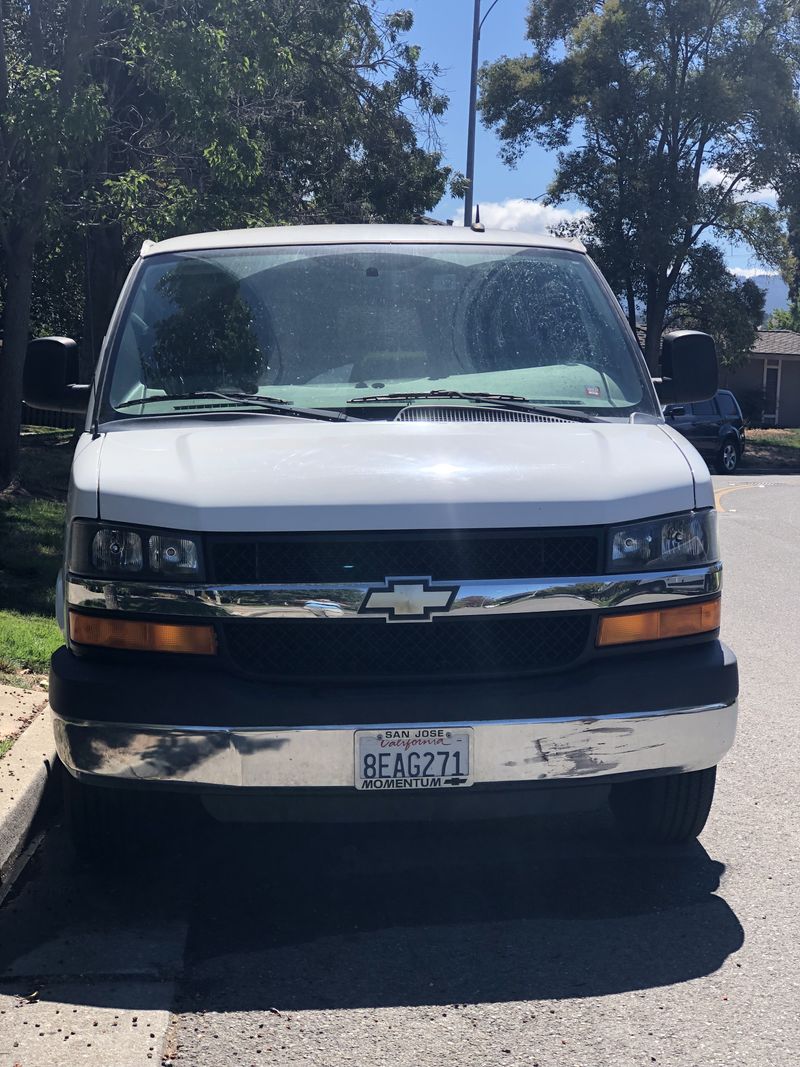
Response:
[664,405,686,418]
[23,337,90,414]
[654,331,718,405]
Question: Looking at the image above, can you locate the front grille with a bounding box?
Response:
[221,614,591,681]
[209,529,601,584]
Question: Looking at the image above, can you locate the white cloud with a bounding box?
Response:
[451,198,589,233]
[729,266,780,279]
[700,167,778,206]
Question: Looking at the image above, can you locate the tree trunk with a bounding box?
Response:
[643,275,668,376]
[0,229,37,490]
[787,206,800,306]
[80,221,125,381]
[625,276,637,332]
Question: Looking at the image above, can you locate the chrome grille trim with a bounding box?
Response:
[66,563,722,621]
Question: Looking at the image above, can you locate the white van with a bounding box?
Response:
[23,225,738,855]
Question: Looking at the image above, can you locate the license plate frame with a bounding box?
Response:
[354,727,473,791]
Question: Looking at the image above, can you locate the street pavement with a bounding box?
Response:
[0,473,798,1067]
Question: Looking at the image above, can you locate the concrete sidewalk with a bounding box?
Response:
[0,684,47,745]
[0,686,56,884]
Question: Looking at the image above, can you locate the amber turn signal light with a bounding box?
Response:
[597,599,721,647]
[69,612,217,655]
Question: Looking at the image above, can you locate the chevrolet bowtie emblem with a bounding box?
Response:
[359,577,459,622]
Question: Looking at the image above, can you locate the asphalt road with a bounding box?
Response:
[1,473,799,1067]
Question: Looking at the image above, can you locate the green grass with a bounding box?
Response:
[0,738,13,759]
[0,497,66,617]
[0,429,72,674]
[746,428,800,450]
[0,610,63,674]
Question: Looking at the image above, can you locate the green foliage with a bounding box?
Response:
[0,1,452,475]
[767,300,800,331]
[480,0,800,364]
[665,246,765,367]
[0,8,107,231]
[77,0,451,244]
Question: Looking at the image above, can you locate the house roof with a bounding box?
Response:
[752,330,800,355]
[634,326,800,357]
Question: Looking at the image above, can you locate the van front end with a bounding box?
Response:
[50,501,737,842]
[23,224,737,853]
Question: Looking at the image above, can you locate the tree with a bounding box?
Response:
[0,1,451,489]
[68,0,449,377]
[665,244,765,366]
[766,299,800,330]
[480,0,800,371]
[0,0,104,489]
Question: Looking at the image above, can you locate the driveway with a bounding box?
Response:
[1,473,798,1067]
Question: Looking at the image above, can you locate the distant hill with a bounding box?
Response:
[746,274,789,317]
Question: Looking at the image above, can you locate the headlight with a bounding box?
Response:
[69,521,203,579]
[608,510,718,572]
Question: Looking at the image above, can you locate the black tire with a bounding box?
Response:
[609,766,717,844]
[62,767,141,864]
[715,438,740,474]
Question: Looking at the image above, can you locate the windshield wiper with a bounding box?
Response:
[347,390,601,422]
[115,391,359,423]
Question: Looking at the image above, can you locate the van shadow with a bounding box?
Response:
[178,810,743,1011]
[0,808,744,1013]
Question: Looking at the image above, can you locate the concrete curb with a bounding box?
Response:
[0,708,57,884]
[738,467,800,476]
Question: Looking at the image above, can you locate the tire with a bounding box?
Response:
[715,438,740,474]
[609,766,717,844]
[62,767,141,864]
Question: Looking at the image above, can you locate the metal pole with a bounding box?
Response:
[463,0,482,227]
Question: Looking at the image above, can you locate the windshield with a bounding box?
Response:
[100,243,657,420]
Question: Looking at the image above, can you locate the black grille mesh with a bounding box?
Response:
[209,530,600,584]
[222,615,591,680]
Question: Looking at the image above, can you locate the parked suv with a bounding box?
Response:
[23,225,738,857]
[664,389,745,473]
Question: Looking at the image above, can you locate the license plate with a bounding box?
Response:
[355,727,473,790]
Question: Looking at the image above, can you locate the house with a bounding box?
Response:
[719,330,800,426]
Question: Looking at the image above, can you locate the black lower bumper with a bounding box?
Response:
[50,640,738,729]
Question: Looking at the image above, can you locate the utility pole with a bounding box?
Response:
[463,0,482,228]
[463,0,503,227]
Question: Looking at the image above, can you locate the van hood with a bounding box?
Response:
[93,417,701,532]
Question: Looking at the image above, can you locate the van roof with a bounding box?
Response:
[140,223,586,258]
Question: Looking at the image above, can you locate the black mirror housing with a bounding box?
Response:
[655,331,718,405]
[23,337,90,414]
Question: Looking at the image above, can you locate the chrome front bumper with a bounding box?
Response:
[53,701,737,790]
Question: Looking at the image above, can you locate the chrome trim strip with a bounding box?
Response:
[66,563,722,621]
[53,700,738,788]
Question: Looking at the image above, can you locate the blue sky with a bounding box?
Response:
[405,1,774,276]
[408,0,552,221]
